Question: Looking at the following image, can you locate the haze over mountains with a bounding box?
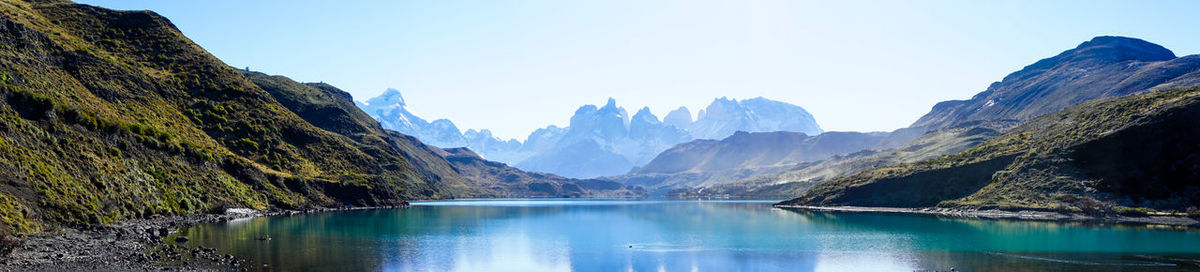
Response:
[556,36,1198,199]
[912,36,1200,131]
[360,92,823,178]
[777,37,1200,212]
[785,86,1200,213]
[361,36,1200,200]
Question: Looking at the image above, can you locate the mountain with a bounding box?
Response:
[912,36,1200,131]
[674,123,1004,199]
[636,131,888,175]
[461,129,524,163]
[781,87,1200,215]
[250,72,647,199]
[514,99,691,178]
[662,107,692,129]
[358,88,471,148]
[612,131,892,194]
[437,148,646,198]
[667,36,1200,199]
[0,0,640,233]
[691,97,822,139]
[361,93,823,178]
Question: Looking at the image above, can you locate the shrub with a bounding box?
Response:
[0,227,20,259]
[1112,206,1152,216]
[232,138,259,151]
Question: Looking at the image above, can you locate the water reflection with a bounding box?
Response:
[184,200,1200,271]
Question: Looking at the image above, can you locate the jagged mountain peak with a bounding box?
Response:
[663,107,693,129]
[604,97,618,109]
[632,107,660,124]
[690,96,822,139]
[365,94,822,178]
[365,88,406,108]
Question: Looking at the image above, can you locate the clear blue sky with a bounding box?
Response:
[78,0,1200,140]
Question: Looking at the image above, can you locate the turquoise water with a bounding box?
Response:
[183,199,1200,271]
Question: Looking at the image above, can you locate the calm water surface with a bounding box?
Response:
[184,199,1200,271]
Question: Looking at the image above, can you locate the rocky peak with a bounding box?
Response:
[1075,36,1175,62]
[1023,36,1176,73]
[603,97,618,109]
[364,88,406,109]
[568,98,629,140]
[663,107,692,129]
[632,107,661,124]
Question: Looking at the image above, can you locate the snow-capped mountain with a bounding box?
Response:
[357,88,470,148]
[359,90,822,178]
[691,97,822,140]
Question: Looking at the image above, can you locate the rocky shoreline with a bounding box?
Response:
[773,205,1200,228]
[0,205,407,271]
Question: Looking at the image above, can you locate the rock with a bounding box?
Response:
[174,236,188,243]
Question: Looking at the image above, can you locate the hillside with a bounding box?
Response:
[912,36,1200,130]
[668,123,1004,199]
[781,87,1200,214]
[0,0,627,233]
[669,36,1200,199]
[0,0,438,232]
[610,131,894,195]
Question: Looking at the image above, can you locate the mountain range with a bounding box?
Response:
[777,37,1200,213]
[2,0,1196,235]
[783,86,1200,214]
[361,93,823,178]
[0,1,641,233]
[623,36,1200,199]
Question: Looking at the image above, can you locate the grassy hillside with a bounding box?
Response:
[782,87,1200,215]
[242,71,494,198]
[0,0,600,234]
[0,0,465,232]
[676,37,1200,200]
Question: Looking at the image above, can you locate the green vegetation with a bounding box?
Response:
[0,0,489,233]
[782,87,1200,215]
[0,0,637,234]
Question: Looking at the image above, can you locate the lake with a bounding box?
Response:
[183,199,1200,271]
